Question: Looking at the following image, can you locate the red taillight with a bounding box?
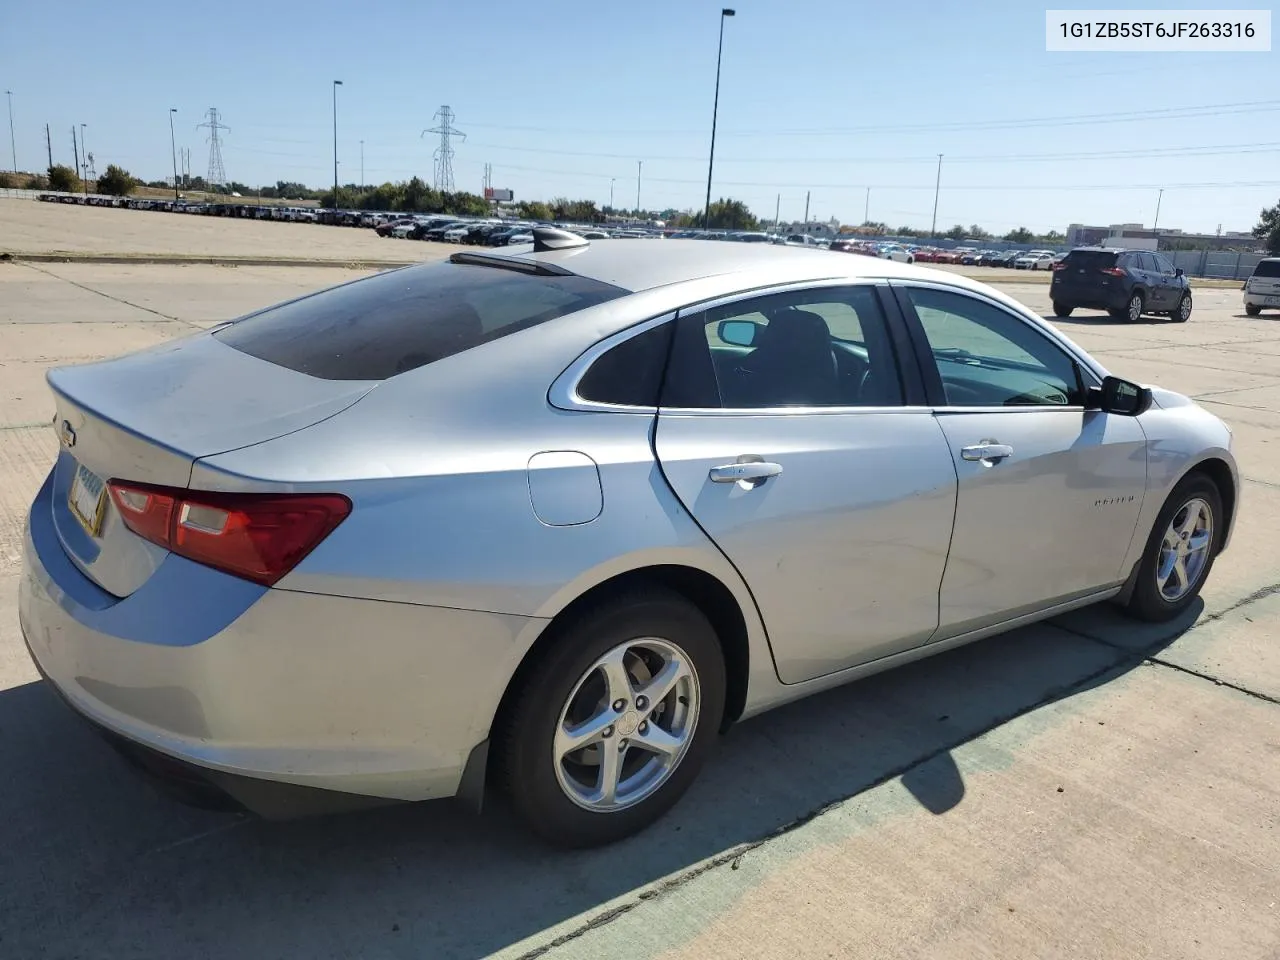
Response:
[1051,261,1068,271]
[107,482,351,586]
[1101,266,1126,277]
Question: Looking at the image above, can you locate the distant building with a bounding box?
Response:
[1068,222,1258,251]
[774,218,840,239]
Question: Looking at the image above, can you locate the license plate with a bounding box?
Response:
[68,462,108,537]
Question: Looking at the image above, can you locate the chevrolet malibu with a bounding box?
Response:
[21,229,1237,847]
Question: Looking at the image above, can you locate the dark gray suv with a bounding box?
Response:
[1050,247,1192,323]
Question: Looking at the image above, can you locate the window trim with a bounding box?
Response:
[890,279,1104,413]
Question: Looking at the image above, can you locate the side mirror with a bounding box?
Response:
[1175,267,1185,278]
[1089,375,1153,416]
[718,319,759,347]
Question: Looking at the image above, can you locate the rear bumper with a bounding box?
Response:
[1244,290,1280,308]
[20,469,544,812]
[1049,283,1130,311]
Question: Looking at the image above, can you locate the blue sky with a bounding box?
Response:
[3,0,1277,234]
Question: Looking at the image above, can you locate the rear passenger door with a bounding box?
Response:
[653,282,959,684]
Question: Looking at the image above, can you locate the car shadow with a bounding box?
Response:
[0,600,1200,959]
[1041,312,1178,327]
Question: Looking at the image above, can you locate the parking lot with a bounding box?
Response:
[1,202,1278,959]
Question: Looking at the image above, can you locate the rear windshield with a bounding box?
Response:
[1063,249,1118,268]
[1254,260,1280,278]
[215,260,625,380]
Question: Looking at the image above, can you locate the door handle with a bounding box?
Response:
[961,443,1014,462]
[709,460,783,484]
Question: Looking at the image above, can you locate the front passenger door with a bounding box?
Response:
[896,283,1148,638]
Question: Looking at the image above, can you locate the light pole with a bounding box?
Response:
[359,139,364,188]
[80,123,88,182]
[702,8,735,231]
[864,187,870,224]
[609,177,615,211]
[636,160,642,216]
[5,90,15,173]
[1153,188,1164,230]
[332,80,343,207]
[168,109,179,201]
[930,153,943,238]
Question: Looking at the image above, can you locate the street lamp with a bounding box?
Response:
[702,8,735,231]
[609,177,615,211]
[168,109,179,201]
[332,80,343,208]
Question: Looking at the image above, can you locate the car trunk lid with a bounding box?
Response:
[46,333,376,598]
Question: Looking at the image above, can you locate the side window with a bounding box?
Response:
[663,286,904,409]
[904,287,1084,407]
[577,321,674,407]
[1152,253,1175,274]
[1138,253,1160,272]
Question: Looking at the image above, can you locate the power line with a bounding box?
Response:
[422,106,464,193]
[198,107,229,186]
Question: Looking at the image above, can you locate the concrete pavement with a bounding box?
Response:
[0,259,1277,959]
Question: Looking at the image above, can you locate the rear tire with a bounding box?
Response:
[1053,302,1073,318]
[1124,473,1222,623]
[1246,304,1262,317]
[1111,290,1145,322]
[494,587,726,848]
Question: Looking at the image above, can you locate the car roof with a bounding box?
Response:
[475,238,955,293]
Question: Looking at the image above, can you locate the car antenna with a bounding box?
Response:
[532,227,589,253]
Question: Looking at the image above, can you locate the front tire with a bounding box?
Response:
[1246,304,1262,317]
[1124,474,1222,623]
[1175,292,1192,323]
[494,588,726,848]
[1053,301,1074,318]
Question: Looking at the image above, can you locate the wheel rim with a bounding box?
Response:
[1180,295,1192,320]
[1129,295,1143,321]
[1156,497,1214,602]
[553,637,700,813]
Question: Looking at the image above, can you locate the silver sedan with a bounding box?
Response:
[20,230,1237,847]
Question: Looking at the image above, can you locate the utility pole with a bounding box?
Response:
[1153,188,1164,230]
[44,123,52,170]
[803,190,810,225]
[609,177,615,211]
[774,193,780,232]
[359,139,364,187]
[70,127,80,192]
[930,154,943,238]
[332,80,342,207]
[168,108,179,200]
[5,91,15,173]
[864,187,870,224]
[79,124,88,182]
[636,160,642,216]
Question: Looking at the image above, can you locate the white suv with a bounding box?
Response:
[1244,258,1280,316]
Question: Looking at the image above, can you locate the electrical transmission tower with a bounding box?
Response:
[197,107,229,186]
[422,106,465,193]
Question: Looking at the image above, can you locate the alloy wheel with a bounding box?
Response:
[1128,294,1143,322]
[1179,295,1192,321]
[553,637,700,812]
[1156,497,1213,602]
